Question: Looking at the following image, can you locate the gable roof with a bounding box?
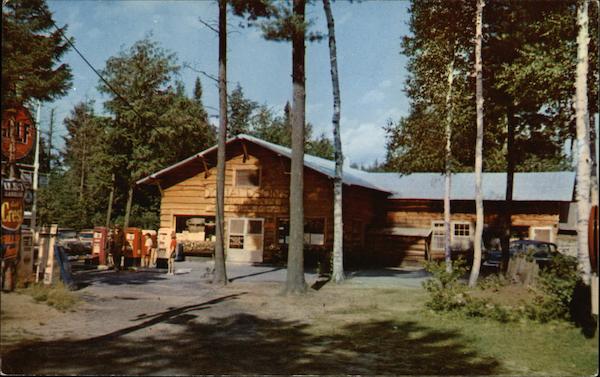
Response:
[136,134,389,192]
[137,134,575,202]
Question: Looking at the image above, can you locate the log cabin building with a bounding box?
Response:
[137,134,576,267]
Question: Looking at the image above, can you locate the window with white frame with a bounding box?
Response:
[452,221,472,250]
[228,218,264,251]
[228,219,246,250]
[530,226,553,243]
[234,168,260,188]
[431,221,445,250]
[277,218,325,246]
[431,221,472,251]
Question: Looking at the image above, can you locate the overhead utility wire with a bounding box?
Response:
[45,17,146,122]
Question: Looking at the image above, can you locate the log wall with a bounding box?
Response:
[158,142,380,261]
[373,199,561,266]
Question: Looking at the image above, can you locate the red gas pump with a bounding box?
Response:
[92,227,108,266]
[125,227,142,267]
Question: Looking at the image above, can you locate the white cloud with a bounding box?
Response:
[341,121,387,165]
[359,88,385,104]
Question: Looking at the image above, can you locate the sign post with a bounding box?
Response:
[1,105,36,291]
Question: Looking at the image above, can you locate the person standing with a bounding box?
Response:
[168,231,177,275]
[145,233,156,268]
[111,225,125,271]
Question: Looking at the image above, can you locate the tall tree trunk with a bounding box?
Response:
[79,136,86,201]
[444,45,456,273]
[469,0,485,287]
[285,0,307,294]
[213,0,228,286]
[323,0,344,283]
[105,173,115,228]
[501,107,515,274]
[123,185,133,230]
[575,0,592,285]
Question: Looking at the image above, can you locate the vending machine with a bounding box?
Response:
[92,227,108,266]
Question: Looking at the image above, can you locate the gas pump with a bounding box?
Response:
[92,227,108,266]
[156,228,172,269]
[125,227,142,267]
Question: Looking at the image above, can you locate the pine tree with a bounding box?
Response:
[213,0,229,286]
[97,38,215,228]
[1,0,72,109]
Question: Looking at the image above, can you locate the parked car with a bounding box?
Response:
[57,228,86,255]
[483,239,559,268]
[78,229,94,252]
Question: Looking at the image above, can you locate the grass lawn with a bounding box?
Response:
[400,307,598,376]
[301,285,598,376]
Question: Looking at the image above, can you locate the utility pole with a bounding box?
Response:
[47,108,54,170]
[105,173,115,228]
[30,101,42,232]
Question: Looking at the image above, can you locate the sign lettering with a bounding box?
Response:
[1,106,36,160]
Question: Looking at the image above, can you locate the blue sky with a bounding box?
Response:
[46,0,411,166]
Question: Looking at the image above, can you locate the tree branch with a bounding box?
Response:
[182,63,219,83]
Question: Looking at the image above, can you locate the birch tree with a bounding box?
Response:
[469,0,485,287]
[322,0,344,283]
[213,0,228,285]
[575,0,592,285]
[444,46,456,273]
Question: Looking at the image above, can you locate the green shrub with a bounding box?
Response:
[462,297,520,323]
[525,253,580,322]
[478,273,508,291]
[21,282,78,311]
[422,258,469,311]
[423,254,582,325]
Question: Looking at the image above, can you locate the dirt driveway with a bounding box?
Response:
[2,259,499,376]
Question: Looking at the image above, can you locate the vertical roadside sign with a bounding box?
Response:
[2,105,36,291]
[1,178,25,260]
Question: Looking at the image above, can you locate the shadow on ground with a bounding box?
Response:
[347,268,430,279]
[228,267,284,282]
[2,294,500,375]
[72,269,168,289]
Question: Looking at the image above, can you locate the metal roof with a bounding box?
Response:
[136,134,389,192]
[239,134,387,192]
[360,171,575,201]
[137,134,575,202]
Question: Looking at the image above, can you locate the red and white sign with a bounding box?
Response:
[1,178,25,232]
[1,105,36,160]
[1,232,20,260]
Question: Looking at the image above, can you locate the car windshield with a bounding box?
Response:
[511,241,556,255]
[59,231,77,239]
[79,233,93,239]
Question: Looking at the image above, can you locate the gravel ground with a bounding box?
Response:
[1,258,431,375]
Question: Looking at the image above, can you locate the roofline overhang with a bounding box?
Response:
[136,134,392,194]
